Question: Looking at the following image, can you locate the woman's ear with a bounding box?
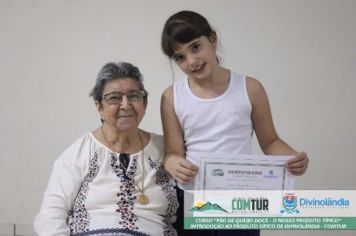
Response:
[96,101,104,120]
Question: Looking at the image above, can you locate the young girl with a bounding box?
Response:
[160,10,309,236]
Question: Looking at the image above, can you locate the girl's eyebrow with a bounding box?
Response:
[172,39,201,58]
[187,39,201,48]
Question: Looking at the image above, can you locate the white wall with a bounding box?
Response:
[0,0,355,235]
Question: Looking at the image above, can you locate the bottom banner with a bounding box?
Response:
[183,190,356,230]
[184,217,356,230]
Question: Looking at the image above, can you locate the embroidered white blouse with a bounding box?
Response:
[34,132,178,236]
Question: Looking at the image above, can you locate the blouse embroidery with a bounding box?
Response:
[111,153,139,231]
[148,157,178,236]
[72,227,150,236]
[69,152,100,234]
[47,133,177,236]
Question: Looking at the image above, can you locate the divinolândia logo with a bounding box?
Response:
[280,193,300,214]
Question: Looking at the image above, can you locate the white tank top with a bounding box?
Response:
[173,72,253,189]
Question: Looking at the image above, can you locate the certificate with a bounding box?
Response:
[195,154,295,191]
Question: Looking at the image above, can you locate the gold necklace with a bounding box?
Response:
[100,126,149,205]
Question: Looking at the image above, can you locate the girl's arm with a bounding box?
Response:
[246,77,309,176]
[161,86,198,184]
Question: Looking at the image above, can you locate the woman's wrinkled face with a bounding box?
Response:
[97,78,146,132]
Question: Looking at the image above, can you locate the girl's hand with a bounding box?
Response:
[164,155,199,184]
[286,152,309,176]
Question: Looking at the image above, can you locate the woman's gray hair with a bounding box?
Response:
[89,62,147,104]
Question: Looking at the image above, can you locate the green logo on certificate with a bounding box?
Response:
[211,169,224,176]
[190,200,228,213]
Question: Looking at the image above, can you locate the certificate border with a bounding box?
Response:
[194,153,294,191]
[203,161,287,190]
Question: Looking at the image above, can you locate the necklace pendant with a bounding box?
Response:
[138,194,149,205]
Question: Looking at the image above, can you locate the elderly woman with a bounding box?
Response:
[34,62,178,236]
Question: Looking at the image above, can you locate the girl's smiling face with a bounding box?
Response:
[172,36,219,81]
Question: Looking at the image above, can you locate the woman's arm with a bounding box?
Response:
[161,86,198,184]
[246,77,309,175]
[34,156,83,235]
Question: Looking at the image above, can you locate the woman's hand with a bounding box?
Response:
[164,155,198,184]
[286,152,309,176]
